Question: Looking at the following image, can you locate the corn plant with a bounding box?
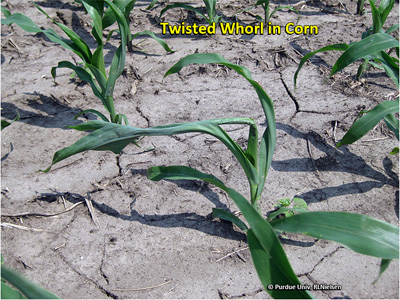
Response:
[76,0,174,53]
[37,53,398,298]
[1,255,59,299]
[294,0,399,153]
[237,0,299,28]
[2,1,140,124]
[159,0,222,25]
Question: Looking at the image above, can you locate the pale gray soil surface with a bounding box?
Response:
[1,0,399,299]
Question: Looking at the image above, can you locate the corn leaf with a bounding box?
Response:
[51,61,108,110]
[294,44,349,89]
[379,0,394,26]
[369,0,382,34]
[1,111,19,130]
[81,0,104,45]
[384,112,399,140]
[102,0,137,29]
[33,3,92,63]
[270,212,399,259]
[1,265,60,299]
[91,45,107,78]
[147,165,313,299]
[104,0,128,99]
[373,259,392,284]
[42,118,260,175]
[132,30,175,53]
[1,13,90,62]
[1,6,11,17]
[385,24,399,34]
[336,98,399,147]
[1,281,26,299]
[211,208,249,231]
[203,0,216,22]
[331,33,399,76]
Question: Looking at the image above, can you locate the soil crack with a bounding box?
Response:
[57,251,118,299]
[279,72,300,113]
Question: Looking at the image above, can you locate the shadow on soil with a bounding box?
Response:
[35,122,398,242]
[273,123,398,204]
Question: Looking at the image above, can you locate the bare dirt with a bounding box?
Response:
[1,0,399,299]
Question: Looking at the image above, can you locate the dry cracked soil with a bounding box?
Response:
[1,0,399,299]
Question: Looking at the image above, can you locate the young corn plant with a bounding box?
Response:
[39,53,398,298]
[159,0,222,25]
[3,0,137,124]
[294,0,399,153]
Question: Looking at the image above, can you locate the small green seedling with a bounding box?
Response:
[267,197,308,221]
[160,0,222,25]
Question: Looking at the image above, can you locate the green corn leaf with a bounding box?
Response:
[203,0,217,22]
[247,229,313,299]
[294,43,350,89]
[380,0,394,26]
[1,111,19,130]
[244,122,258,168]
[270,212,399,259]
[212,208,249,231]
[384,112,399,140]
[385,24,399,34]
[114,113,129,125]
[390,147,399,154]
[147,165,313,299]
[74,109,110,122]
[331,33,399,76]
[369,0,382,34]
[91,45,107,78]
[336,98,399,147]
[1,281,26,299]
[51,61,107,110]
[160,4,211,24]
[1,6,11,17]
[1,265,60,299]
[42,118,259,175]
[102,0,137,29]
[1,13,90,62]
[373,259,391,284]
[33,3,92,63]
[104,0,129,99]
[81,0,104,45]
[373,51,399,88]
[132,30,175,53]
[164,53,276,202]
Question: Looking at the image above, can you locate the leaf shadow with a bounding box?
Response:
[273,123,398,206]
[48,186,247,242]
[1,93,83,130]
